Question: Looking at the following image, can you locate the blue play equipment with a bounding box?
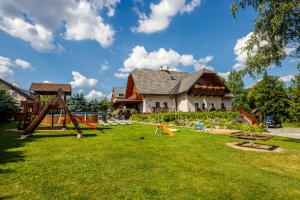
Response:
[195,122,205,131]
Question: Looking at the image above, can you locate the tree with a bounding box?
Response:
[226,71,250,111]
[247,75,290,121]
[288,73,300,121]
[85,99,100,112]
[67,94,87,112]
[0,89,20,121]
[231,0,300,76]
[98,98,111,112]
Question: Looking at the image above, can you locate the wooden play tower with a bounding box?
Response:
[18,83,82,138]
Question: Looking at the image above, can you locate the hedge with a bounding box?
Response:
[130,111,240,122]
[130,111,265,133]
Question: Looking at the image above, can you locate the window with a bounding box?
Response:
[163,102,168,108]
[210,103,216,111]
[202,103,206,110]
[155,102,160,108]
[221,103,226,110]
[118,93,124,97]
[195,103,199,111]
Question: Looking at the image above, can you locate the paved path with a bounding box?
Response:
[264,128,300,139]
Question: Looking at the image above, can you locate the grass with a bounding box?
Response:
[1,123,300,199]
[283,121,300,128]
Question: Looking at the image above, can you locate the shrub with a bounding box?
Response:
[0,89,20,121]
[130,111,265,132]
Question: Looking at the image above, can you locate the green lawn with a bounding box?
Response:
[1,123,300,199]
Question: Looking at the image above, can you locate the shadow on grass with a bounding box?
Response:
[274,138,300,143]
[0,123,26,167]
[31,133,98,138]
[0,195,14,199]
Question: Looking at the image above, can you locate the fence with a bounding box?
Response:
[41,112,105,124]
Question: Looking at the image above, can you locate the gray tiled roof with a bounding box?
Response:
[113,87,126,98]
[131,69,189,94]
[131,68,220,95]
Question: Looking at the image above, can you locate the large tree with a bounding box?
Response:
[226,71,250,111]
[67,94,87,112]
[231,0,300,76]
[247,75,290,121]
[288,73,300,121]
[0,89,20,121]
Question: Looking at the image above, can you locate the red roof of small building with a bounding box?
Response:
[30,83,72,95]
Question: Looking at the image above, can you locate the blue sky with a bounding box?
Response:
[0,0,298,100]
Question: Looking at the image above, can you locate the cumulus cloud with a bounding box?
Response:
[70,71,98,88]
[43,80,52,83]
[64,1,115,48]
[133,0,201,33]
[233,32,253,71]
[85,89,105,100]
[114,72,129,79]
[0,56,13,80]
[15,59,32,69]
[194,56,214,71]
[0,56,32,80]
[115,45,213,77]
[279,75,294,82]
[0,0,119,51]
[217,72,230,81]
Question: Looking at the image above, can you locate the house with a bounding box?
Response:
[113,68,232,113]
[0,78,33,105]
[111,87,126,103]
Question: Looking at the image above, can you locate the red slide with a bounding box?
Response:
[75,116,97,129]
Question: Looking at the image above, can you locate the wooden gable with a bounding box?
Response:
[188,72,230,96]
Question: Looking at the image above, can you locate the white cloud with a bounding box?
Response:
[194,56,214,71]
[106,92,113,101]
[133,0,201,33]
[233,32,253,71]
[43,80,52,83]
[64,1,115,48]
[15,59,32,69]
[115,45,213,77]
[280,75,294,82]
[217,72,230,81]
[99,61,109,73]
[70,71,98,88]
[114,72,129,78]
[0,56,13,80]
[0,0,119,51]
[0,17,56,51]
[85,89,105,100]
[0,56,32,80]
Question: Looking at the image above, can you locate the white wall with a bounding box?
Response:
[221,97,232,110]
[0,83,27,104]
[141,93,232,113]
[143,95,175,113]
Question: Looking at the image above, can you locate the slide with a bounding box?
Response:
[75,116,97,129]
[195,122,205,131]
[160,124,175,137]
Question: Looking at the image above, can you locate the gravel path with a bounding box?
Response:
[264,128,300,139]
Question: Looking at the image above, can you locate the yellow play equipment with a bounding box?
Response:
[155,124,175,137]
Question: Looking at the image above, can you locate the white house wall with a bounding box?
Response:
[187,95,222,111]
[0,83,27,104]
[143,95,175,113]
[141,93,232,113]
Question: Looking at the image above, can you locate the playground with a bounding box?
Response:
[1,122,300,199]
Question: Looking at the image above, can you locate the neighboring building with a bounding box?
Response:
[111,87,126,103]
[112,68,233,113]
[0,78,33,105]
